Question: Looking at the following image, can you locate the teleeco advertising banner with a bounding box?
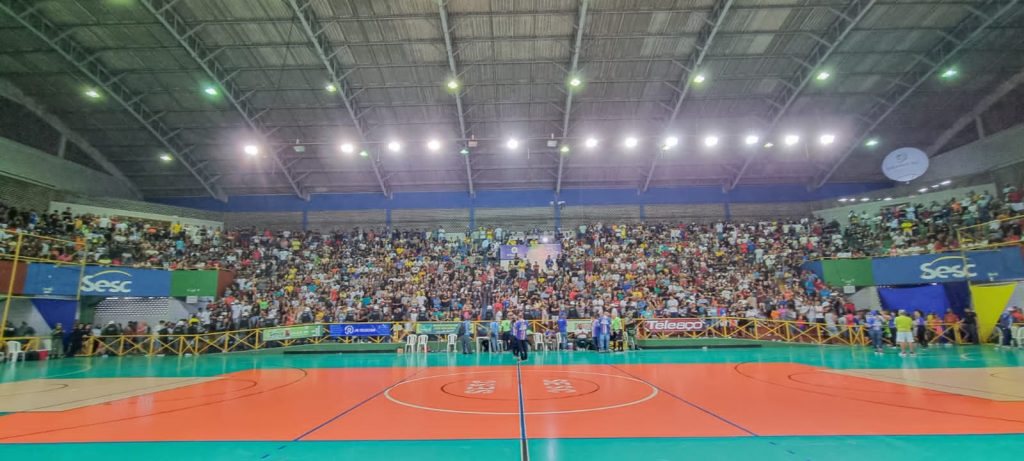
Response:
[643,318,706,333]
[499,244,562,265]
[24,264,172,297]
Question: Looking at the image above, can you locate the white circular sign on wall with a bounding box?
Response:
[881,147,929,182]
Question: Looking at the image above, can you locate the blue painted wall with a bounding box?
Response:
[152,183,890,213]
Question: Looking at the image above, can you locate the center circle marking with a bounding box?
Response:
[384,369,658,415]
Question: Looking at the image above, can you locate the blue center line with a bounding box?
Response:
[516,361,530,461]
[606,364,758,436]
[292,366,426,442]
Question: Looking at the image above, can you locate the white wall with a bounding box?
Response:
[0,137,136,199]
[50,201,222,229]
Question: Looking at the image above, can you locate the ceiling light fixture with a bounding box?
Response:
[387,141,402,152]
[623,136,638,148]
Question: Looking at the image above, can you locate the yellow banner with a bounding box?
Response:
[969,282,1017,342]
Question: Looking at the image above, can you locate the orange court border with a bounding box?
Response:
[1,363,1023,444]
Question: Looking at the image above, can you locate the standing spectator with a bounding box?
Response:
[512,313,529,361]
[556,312,568,350]
[597,311,611,352]
[962,307,979,344]
[913,310,928,348]
[895,310,916,357]
[997,307,1015,347]
[50,323,64,359]
[866,310,884,354]
[457,317,472,355]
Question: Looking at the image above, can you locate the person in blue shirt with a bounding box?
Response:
[866,310,884,354]
[458,318,473,355]
[488,318,501,352]
[556,312,568,350]
[512,313,529,361]
[597,312,611,352]
[997,307,1016,347]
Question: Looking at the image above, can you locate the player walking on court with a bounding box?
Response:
[512,314,529,361]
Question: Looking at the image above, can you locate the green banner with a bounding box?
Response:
[415,322,459,335]
[821,258,875,286]
[171,270,219,297]
[261,325,322,342]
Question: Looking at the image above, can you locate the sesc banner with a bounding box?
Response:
[24,264,171,297]
[872,247,1024,285]
[171,270,219,297]
[329,323,392,337]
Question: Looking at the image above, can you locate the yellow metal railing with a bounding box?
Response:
[24,317,977,357]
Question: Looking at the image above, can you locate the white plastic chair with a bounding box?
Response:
[41,338,52,351]
[475,336,488,353]
[532,332,547,351]
[5,341,25,363]
[446,334,458,352]
[403,334,417,353]
[416,334,429,353]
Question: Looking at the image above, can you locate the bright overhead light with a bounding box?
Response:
[940,179,952,185]
[584,137,598,148]
[427,139,441,151]
[387,141,402,152]
[84,88,100,98]
[623,136,638,148]
[918,187,928,193]
[763,142,774,149]
[784,134,800,146]
[569,77,582,87]
[693,74,706,84]
[941,68,958,79]
[159,153,173,162]
[859,197,870,202]
[704,135,719,147]
[819,134,835,145]
[815,71,831,81]
[446,79,459,90]
[931,184,940,189]
[243,144,259,156]
[203,86,218,96]
[663,136,679,149]
[459,147,469,155]
[865,138,879,147]
[560,145,570,154]
[339,143,355,153]
[838,198,848,202]
[506,138,519,149]
[359,150,369,157]
[883,197,893,201]
[325,83,337,93]
[744,135,759,145]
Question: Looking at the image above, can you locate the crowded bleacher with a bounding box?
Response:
[1,185,1022,350]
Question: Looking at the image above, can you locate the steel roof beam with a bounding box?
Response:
[926,63,1024,156]
[727,0,877,191]
[286,0,390,198]
[813,0,1021,188]
[140,0,307,201]
[0,77,143,199]
[640,0,734,194]
[0,0,226,202]
[556,0,589,196]
[437,0,473,197]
